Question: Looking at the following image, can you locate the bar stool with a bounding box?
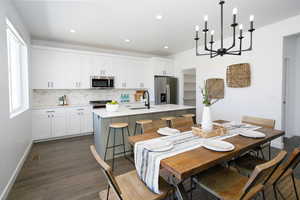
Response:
[133,119,152,135]
[160,116,176,127]
[104,122,130,171]
[182,113,196,124]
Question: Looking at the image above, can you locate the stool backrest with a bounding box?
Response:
[90,145,123,200]
[241,116,275,129]
[170,117,194,129]
[241,151,287,199]
[142,120,167,133]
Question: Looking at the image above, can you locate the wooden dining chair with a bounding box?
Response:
[242,115,275,160]
[170,117,194,130]
[90,145,173,200]
[267,147,300,200]
[142,120,168,134]
[233,116,276,177]
[192,151,287,200]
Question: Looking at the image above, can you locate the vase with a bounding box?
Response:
[202,106,213,132]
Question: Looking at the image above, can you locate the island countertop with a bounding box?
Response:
[93,104,195,118]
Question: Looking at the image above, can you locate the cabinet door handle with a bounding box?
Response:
[78,82,81,87]
[48,82,50,88]
[52,114,54,118]
[48,115,50,118]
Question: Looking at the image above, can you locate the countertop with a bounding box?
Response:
[93,104,195,118]
[32,104,91,110]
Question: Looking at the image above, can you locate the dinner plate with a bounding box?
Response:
[202,140,235,152]
[145,142,174,152]
[239,130,266,138]
[157,127,180,136]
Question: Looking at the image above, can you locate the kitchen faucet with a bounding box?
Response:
[143,90,150,109]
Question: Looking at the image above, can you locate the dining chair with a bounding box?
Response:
[242,115,275,160]
[192,151,287,200]
[142,120,168,134]
[90,145,173,200]
[170,117,194,129]
[267,147,300,200]
[233,116,276,177]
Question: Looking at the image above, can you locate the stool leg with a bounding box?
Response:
[112,128,116,171]
[121,128,126,157]
[134,123,137,135]
[104,127,111,161]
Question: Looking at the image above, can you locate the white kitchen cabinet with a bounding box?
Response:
[66,106,93,135]
[32,108,66,140]
[32,106,93,141]
[150,57,174,76]
[32,110,52,140]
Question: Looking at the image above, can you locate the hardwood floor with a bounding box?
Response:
[7,135,300,200]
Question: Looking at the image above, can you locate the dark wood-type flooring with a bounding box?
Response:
[7,135,300,200]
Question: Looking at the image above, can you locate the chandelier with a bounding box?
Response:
[194,0,255,58]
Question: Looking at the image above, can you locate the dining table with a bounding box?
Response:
[127,120,285,200]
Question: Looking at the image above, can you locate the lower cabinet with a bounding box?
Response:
[32,106,93,141]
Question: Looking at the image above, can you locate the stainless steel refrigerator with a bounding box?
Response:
[154,76,178,105]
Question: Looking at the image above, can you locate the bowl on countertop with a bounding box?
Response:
[106,103,119,112]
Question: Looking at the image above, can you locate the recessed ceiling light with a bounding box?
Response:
[164,46,169,49]
[124,39,131,43]
[70,29,76,33]
[156,14,163,20]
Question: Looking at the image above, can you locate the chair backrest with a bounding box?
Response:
[142,120,167,133]
[90,145,123,200]
[170,117,194,129]
[270,147,300,185]
[241,116,275,129]
[240,151,287,199]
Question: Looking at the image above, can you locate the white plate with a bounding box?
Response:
[157,128,180,136]
[145,142,174,152]
[202,140,235,152]
[239,130,266,138]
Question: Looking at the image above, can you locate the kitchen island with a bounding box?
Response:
[93,104,196,159]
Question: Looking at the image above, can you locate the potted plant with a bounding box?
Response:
[201,80,220,132]
[106,100,119,112]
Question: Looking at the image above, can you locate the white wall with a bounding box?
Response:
[0,0,32,199]
[283,34,300,137]
[173,14,300,149]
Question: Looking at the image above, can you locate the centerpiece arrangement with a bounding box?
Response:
[192,80,226,138]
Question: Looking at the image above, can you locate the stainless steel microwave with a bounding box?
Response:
[90,76,114,89]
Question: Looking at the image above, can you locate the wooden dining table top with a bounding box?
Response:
[127,121,285,181]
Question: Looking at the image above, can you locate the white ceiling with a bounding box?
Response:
[13,0,300,56]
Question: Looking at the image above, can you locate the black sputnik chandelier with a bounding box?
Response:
[194,0,255,58]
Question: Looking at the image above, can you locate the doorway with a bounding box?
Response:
[282,34,300,138]
[182,68,196,106]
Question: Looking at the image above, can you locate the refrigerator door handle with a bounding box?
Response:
[166,84,170,104]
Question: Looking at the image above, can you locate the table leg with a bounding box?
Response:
[171,176,189,200]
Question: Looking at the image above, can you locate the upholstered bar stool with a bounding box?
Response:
[182,113,196,124]
[160,116,176,127]
[133,119,152,135]
[104,122,130,171]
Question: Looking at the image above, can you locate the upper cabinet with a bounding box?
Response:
[31,46,175,90]
[150,57,175,77]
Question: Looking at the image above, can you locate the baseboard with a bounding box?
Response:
[0,141,33,200]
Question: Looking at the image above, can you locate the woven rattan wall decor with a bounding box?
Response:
[206,78,224,99]
[226,63,251,88]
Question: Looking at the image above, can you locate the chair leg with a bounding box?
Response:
[134,123,137,135]
[121,128,126,157]
[261,190,266,200]
[268,143,271,160]
[273,185,278,200]
[104,127,111,161]
[112,128,116,171]
[106,185,110,200]
[292,173,299,200]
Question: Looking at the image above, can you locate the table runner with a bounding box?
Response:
[134,130,240,194]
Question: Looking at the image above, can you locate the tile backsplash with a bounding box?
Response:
[32,89,137,107]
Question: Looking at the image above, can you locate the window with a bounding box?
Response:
[6,18,29,118]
